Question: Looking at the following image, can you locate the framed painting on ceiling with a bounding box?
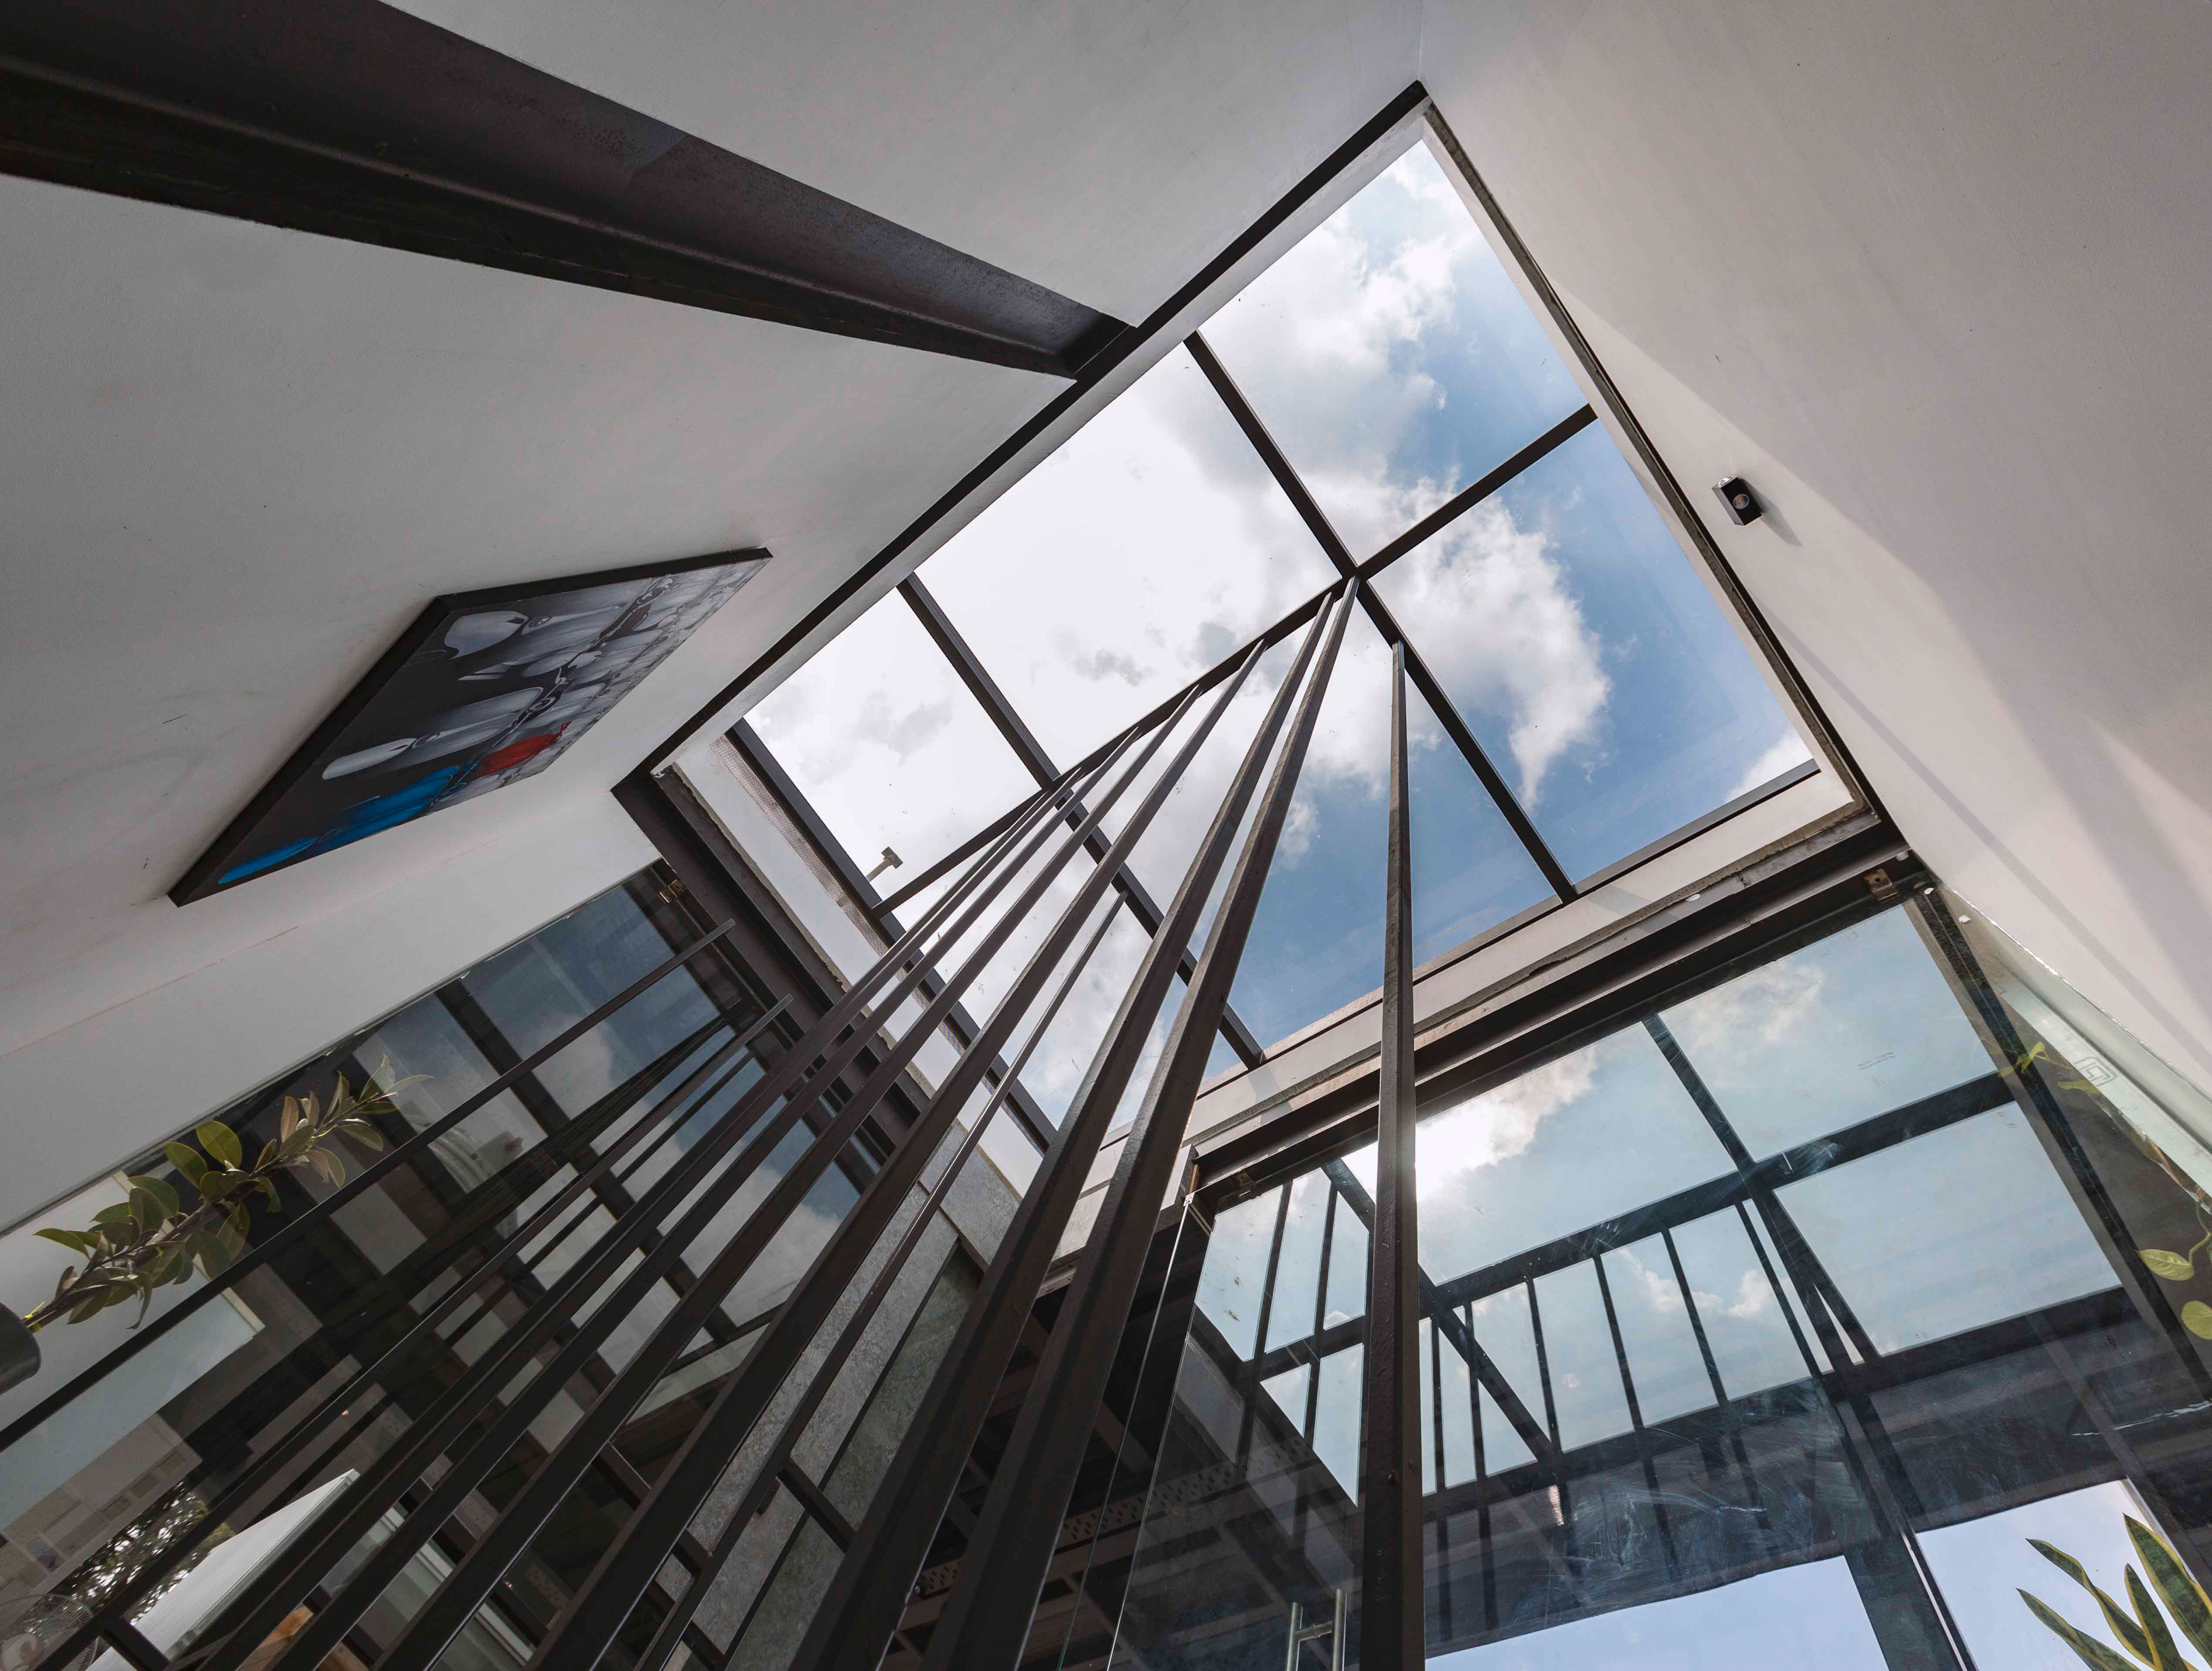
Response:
[172,548,767,904]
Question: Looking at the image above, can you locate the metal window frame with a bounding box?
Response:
[691,80,1876,1098]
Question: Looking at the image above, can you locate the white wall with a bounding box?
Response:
[1422,0,2212,1090]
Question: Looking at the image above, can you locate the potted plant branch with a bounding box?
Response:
[0,1070,408,1393]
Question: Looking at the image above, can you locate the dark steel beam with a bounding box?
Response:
[910,585,1355,1671]
[0,0,1124,377]
[1360,642,1423,1671]
[1320,1159,1551,1459]
[726,720,1059,1151]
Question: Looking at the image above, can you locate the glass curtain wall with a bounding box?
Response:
[0,863,1005,1671]
[743,122,1822,1063]
[1103,886,2212,1671]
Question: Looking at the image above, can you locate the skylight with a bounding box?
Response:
[740,122,1828,1073]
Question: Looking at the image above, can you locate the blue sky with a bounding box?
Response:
[750,136,1817,1058]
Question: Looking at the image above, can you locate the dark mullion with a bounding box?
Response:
[1355,405,1599,578]
[1360,584,1578,900]
[1593,1253,1678,1577]
[1359,643,1423,1671]
[434,986,742,1351]
[900,576,1059,782]
[898,570,1269,1068]
[1644,1013,1882,1361]
[1187,328,1578,902]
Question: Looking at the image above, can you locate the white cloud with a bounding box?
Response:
[1374,503,1609,804]
[1668,956,1829,1063]
[1727,731,1815,800]
[1418,1043,1599,1192]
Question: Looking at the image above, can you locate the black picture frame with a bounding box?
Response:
[172,548,768,905]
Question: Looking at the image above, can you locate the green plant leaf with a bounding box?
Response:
[2131,1518,2212,1661]
[2142,1250,2195,1281]
[129,1174,182,1219]
[2182,1303,2212,1340]
[2033,1540,2156,1663]
[128,1186,166,1232]
[198,1169,241,1201]
[2128,1566,2189,1671]
[2026,1591,2157,1671]
[256,1179,279,1207]
[92,1202,133,1227]
[191,1233,229,1279]
[224,1204,250,1242]
[163,1142,208,1187]
[34,1228,97,1257]
[307,1148,346,1188]
[280,1096,302,1143]
[256,1140,279,1171]
[197,1121,242,1169]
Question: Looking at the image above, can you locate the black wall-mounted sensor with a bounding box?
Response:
[1713,476,1762,525]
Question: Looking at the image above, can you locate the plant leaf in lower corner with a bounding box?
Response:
[2129,1517,2212,1661]
[2127,1565,2188,1671]
[2181,1302,2212,1340]
[2024,1589,2162,1671]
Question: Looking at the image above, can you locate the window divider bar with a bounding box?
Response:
[1363,646,1425,1671]
[1355,404,1598,579]
[1185,327,1577,902]
[898,569,1269,1067]
[901,585,1355,1671]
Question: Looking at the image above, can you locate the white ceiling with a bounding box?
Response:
[7,0,2212,1220]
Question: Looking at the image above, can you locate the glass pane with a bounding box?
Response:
[1230,611,1552,1049]
[1468,1285,1541,1473]
[1602,1235,1718,1427]
[1778,1104,2119,1354]
[1531,1262,1633,1450]
[745,590,1038,877]
[917,343,1339,764]
[1203,142,1587,558]
[1657,907,1995,1156]
[1667,1208,1815,1399]
[1416,1024,1735,1286]
[1375,420,1812,882]
[1117,1154,1369,1668]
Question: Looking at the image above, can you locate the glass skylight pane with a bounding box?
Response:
[1202,142,1586,558]
[917,343,1338,765]
[746,591,1038,878]
[1668,1209,1812,1399]
[1415,1025,1734,1285]
[1602,1236,1717,1426]
[1658,907,1995,1157]
[1228,611,1552,1049]
[1532,1262,1635,1449]
[1375,421,1813,882]
[1468,1284,1542,1472]
[1778,1107,2117,1354]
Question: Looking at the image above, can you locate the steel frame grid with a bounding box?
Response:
[692,82,1871,1102]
